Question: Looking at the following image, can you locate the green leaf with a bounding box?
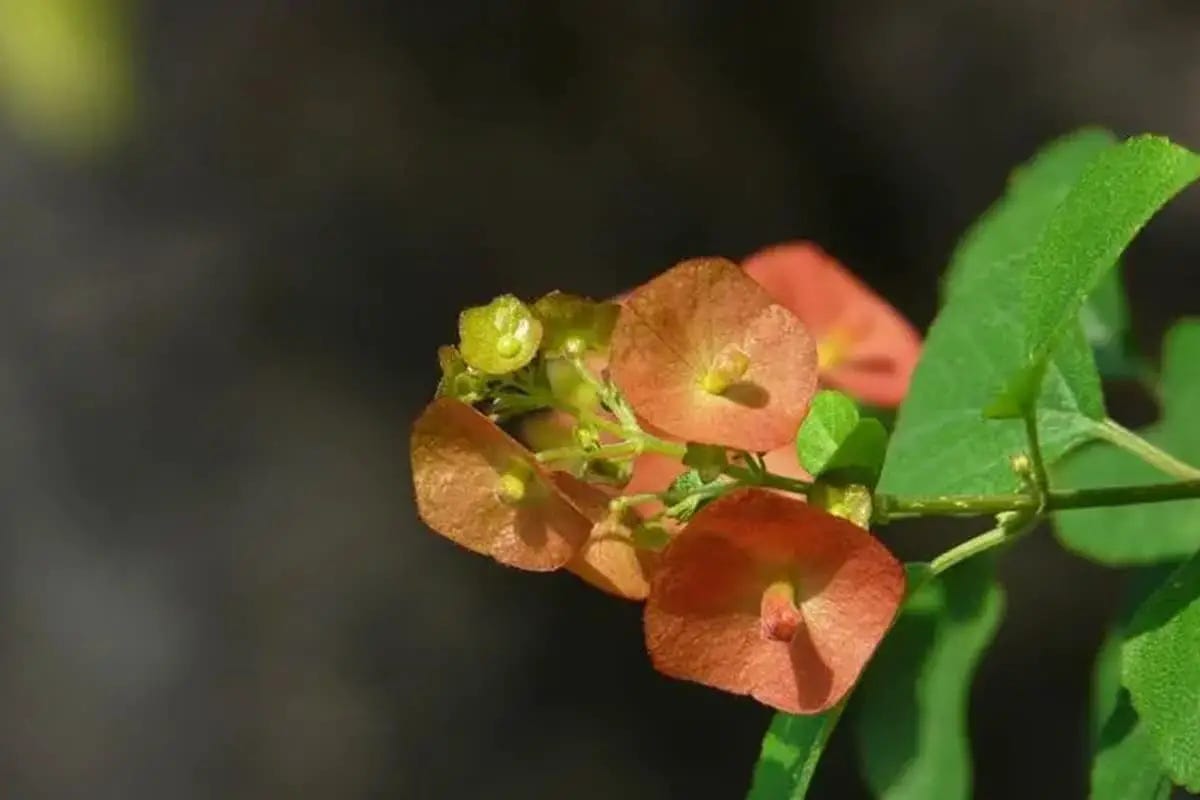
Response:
[796,390,888,485]
[664,469,706,504]
[943,128,1117,299]
[663,468,722,522]
[1092,692,1173,800]
[1081,266,1140,380]
[1020,136,1200,378]
[1123,552,1200,792]
[746,707,842,800]
[881,129,1111,496]
[1089,567,1175,799]
[1054,320,1200,564]
[796,391,859,470]
[855,557,1004,800]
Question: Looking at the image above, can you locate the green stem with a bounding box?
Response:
[878,479,1200,521]
[535,440,643,464]
[1023,413,1050,499]
[723,464,811,494]
[929,514,1035,575]
[1095,418,1200,480]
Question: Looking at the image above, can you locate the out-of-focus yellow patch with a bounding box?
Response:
[0,0,137,156]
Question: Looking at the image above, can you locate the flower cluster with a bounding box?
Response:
[410,243,921,713]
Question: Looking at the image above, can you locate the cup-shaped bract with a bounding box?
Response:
[554,474,658,600]
[609,258,819,452]
[411,398,591,570]
[534,291,619,357]
[743,242,921,408]
[458,294,544,375]
[643,488,904,713]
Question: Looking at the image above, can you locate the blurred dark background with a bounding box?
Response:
[1,2,1198,798]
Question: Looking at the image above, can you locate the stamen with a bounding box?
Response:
[760,581,802,642]
[495,472,528,504]
[701,346,750,395]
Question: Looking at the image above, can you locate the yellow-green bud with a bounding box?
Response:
[495,471,528,505]
[458,295,543,375]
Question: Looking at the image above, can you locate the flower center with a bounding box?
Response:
[701,345,750,395]
[495,471,529,505]
[760,581,802,643]
[817,331,851,371]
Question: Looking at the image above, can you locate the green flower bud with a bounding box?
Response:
[533,291,619,356]
[459,295,543,375]
[495,471,528,505]
[808,481,873,529]
[436,345,488,402]
[545,357,599,410]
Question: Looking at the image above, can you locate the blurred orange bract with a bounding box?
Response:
[743,242,922,408]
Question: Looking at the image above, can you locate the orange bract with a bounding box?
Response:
[410,398,591,570]
[609,257,819,452]
[743,242,922,408]
[643,488,904,714]
[554,474,657,600]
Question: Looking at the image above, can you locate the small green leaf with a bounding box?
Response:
[823,420,888,486]
[1123,553,1200,792]
[664,469,706,505]
[1020,136,1200,378]
[796,391,859,470]
[855,557,1004,800]
[663,468,723,522]
[746,708,842,800]
[882,130,1111,496]
[1054,320,1200,564]
[796,390,887,485]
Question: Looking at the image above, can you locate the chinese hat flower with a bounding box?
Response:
[742,242,921,408]
[411,398,591,570]
[609,257,819,452]
[644,488,904,713]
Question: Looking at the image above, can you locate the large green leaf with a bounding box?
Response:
[1089,567,1175,799]
[1054,320,1200,564]
[1091,692,1173,800]
[1081,265,1140,380]
[746,708,841,799]
[881,129,1111,495]
[1123,553,1200,792]
[1020,136,1200,379]
[855,558,1004,799]
[944,128,1117,299]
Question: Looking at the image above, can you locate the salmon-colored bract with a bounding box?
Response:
[643,488,904,713]
[554,474,657,600]
[609,257,819,452]
[411,398,591,570]
[743,242,921,408]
